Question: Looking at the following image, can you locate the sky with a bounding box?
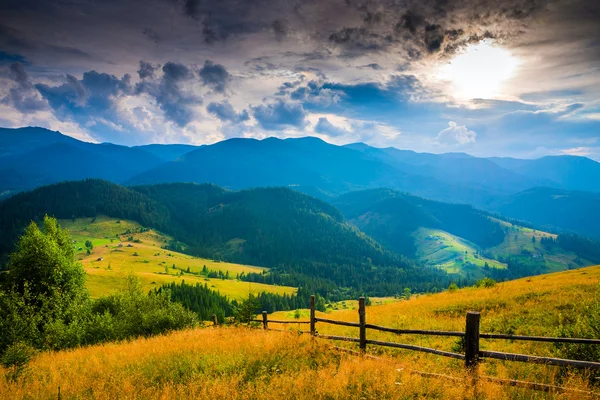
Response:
[0,0,599,160]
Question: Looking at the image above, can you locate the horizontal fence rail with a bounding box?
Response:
[480,350,600,369]
[315,317,361,328]
[480,333,600,344]
[365,323,465,337]
[366,339,465,360]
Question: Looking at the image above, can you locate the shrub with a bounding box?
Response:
[1,342,36,381]
[234,292,261,324]
[475,278,496,288]
[447,283,459,292]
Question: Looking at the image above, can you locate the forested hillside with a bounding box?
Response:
[0,180,450,299]
[333,188,506,257]
[489,187,600,239]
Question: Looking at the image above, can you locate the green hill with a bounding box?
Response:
[0,180,450,300]
[334,188,596,280]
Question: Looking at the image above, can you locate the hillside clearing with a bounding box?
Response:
[60,216,296,299]
[413,227,506,275]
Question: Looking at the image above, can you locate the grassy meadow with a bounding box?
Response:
[59,216,296,299]
[2,265,599,399]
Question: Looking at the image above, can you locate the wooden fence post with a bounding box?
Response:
[212,314,218,327]
[310,295,316,336]
[262,311,268,330]
[359,296,366,352]
[465,311,480,368]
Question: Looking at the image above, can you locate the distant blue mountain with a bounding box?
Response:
[0,127,196,197]
[2,126,600,239]
[489,187,600,239]
[488,155,600,193]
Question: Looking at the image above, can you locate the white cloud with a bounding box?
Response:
[435,121,476,146]
[560,147,593,156]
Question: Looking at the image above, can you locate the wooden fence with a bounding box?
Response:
[243,295,600,371]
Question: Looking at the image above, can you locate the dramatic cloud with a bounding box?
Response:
[0,0,599,159]
[252,99,307,130]
[136,61,201,127]
[1,62,47,113]
[36,70,131,119]
[198,60,229,93]
[206,101,249,123]
[435,121,477,145]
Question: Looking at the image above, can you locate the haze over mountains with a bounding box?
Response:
[2,126,600,239]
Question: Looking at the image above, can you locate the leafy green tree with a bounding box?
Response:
[85,240,93,250]
[6,216,88,311]
[1,216,89,351]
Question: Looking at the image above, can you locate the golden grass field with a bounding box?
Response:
[2,265,599,399]
[59,216,296,300]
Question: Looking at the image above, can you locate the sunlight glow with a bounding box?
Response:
[438,40,520,100]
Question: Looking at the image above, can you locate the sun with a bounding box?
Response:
[438,40,520,100]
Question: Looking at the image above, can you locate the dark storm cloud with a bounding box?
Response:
[314,117,349,137]
[0,24,95,62]
[136,61,200,127]
[1,62,47,113]
[251,99,307,130]
[198,60,230,93]
[206,101,249,123]
[2,0,598,68]
[138,61,160,80]
[173,0,562,58]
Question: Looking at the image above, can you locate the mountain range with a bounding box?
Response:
[1,126,599,239]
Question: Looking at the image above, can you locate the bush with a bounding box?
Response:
[1,342,36,381]
[88,275,197,341]
[475,278,496,288]
[447,283,459,292]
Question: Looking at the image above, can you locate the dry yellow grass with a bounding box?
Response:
[2,327,592,400]
[2,266,599,399]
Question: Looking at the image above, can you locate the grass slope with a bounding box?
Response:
[3,266,599,399]
[412,219,594,278]
[60,216,295,299]
[413,227,506,275]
